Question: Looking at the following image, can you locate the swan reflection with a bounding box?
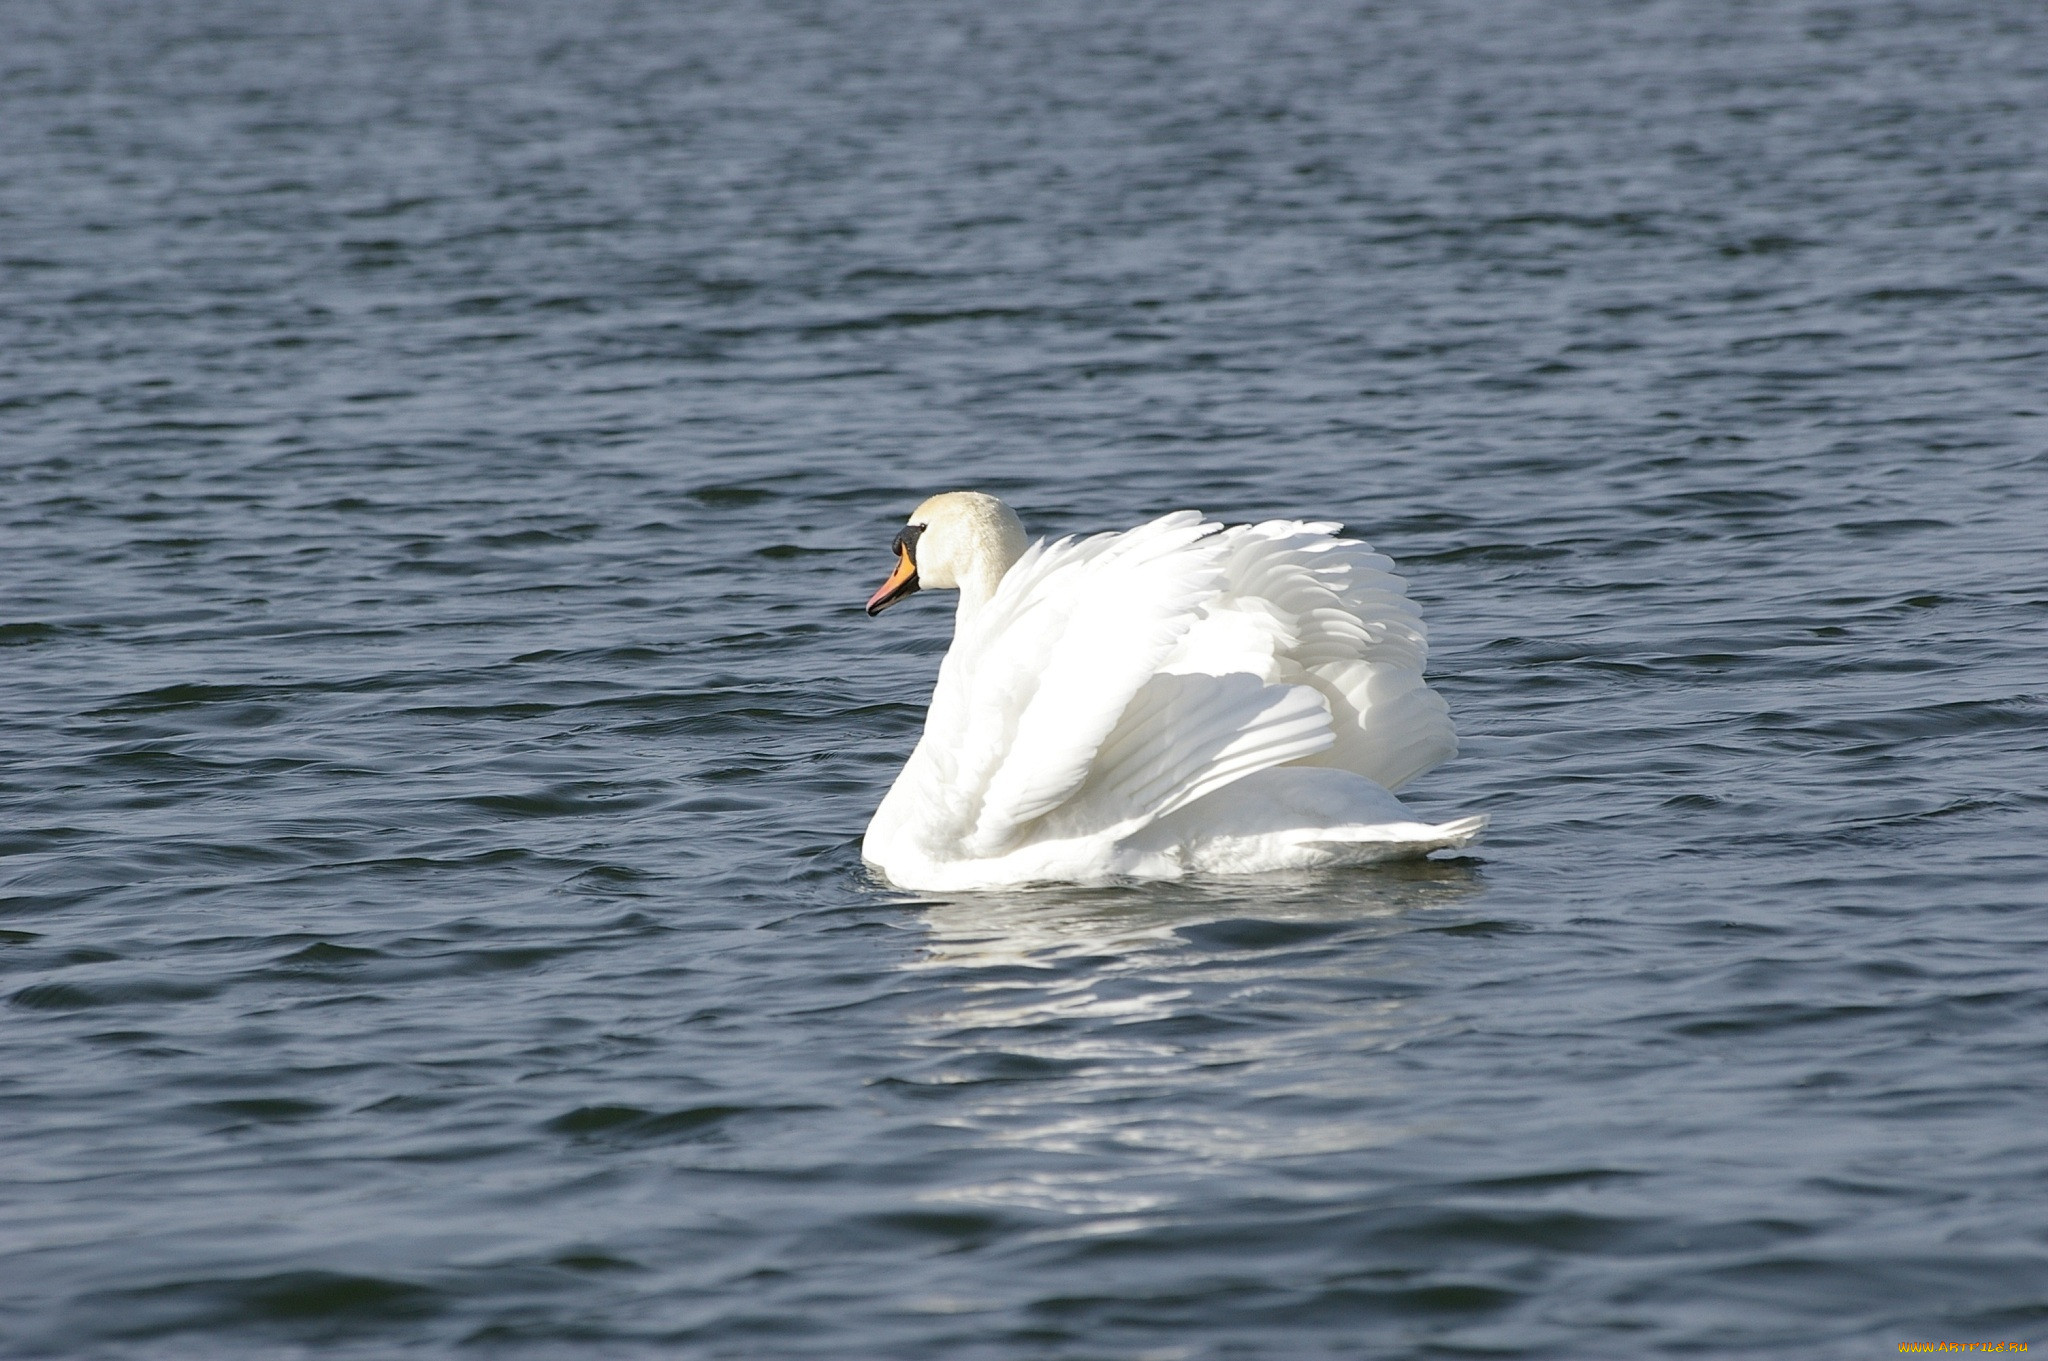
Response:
[885,859,1487,1222]
[902,857,1485,975]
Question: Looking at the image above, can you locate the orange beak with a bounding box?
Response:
[865,544,920,616]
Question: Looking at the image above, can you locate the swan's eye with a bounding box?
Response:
[891,523,926,563]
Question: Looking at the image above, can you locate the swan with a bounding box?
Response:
[860,492,1485,891]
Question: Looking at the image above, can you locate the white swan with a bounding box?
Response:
[861,492,1485,891]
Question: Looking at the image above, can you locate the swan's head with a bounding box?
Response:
[865,491,1028,616]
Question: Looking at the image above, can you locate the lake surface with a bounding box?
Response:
[4,1,2046,1356]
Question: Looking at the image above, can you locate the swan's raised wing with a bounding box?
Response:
[927,512,1377,860]
[1176,521,1457,790]
[1053,670,1336,836]
[913,511,1232,856]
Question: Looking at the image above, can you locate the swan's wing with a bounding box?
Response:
[1181,521,1457,790]
[920,511,1229,856]
[1058,671,1335,835]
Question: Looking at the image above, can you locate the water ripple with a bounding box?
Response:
[4,0,2046,1357]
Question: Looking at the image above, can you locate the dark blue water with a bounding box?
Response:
[5,1,2046,1356]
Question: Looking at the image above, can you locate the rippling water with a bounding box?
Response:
[5,1,2047,1356]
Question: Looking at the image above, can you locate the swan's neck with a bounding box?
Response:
[952,561,1008,628]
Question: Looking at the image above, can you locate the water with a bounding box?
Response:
[4,1,2046,1355]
